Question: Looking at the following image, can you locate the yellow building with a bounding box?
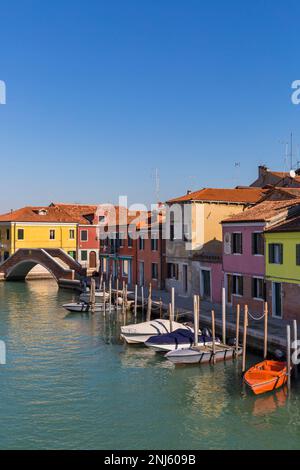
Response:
[0,206,85,262]
[265,215,300,319]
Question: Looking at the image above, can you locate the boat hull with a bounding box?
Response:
[166,345,242,365]
[121,320,190,345]
[63,303,104,313]
[244,360,288,395]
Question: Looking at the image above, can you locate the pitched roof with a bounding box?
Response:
[265,214,300,233]
[0,206,89,224]
[167,187,267,204]
[222,199,300,224]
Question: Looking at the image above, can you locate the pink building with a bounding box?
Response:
[222,188,300,314]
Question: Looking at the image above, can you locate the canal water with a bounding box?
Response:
[0,280,300,450]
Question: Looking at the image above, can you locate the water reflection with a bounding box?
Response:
[252,388,288,417]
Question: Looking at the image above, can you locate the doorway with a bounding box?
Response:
[89,251,97,269]
[139,261,144,286]
[272,282,282,318]
[201,269,211,300]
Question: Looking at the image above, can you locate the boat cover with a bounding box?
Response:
[145,329,216,348]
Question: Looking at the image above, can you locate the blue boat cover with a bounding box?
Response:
[145,329,215,348]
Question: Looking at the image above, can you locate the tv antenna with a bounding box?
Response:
[152,168,160,203]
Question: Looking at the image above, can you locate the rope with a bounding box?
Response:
[247,311,265,321]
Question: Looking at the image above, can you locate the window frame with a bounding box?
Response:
[252,232,264,256]
[269,243,283,265]
[17,228,24,240]
[80,230,88,242]
[49,229,56,240]
[151,262,159,280]
[232,232,243,255]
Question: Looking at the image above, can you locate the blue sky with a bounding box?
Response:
[0,0,300,212]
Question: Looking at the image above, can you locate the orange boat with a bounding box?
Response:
[244,360,288,395]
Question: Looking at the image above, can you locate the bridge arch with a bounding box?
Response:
[5,259,58,281]
[0,249,85,283]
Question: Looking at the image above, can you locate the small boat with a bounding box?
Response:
[145,328,219,352]
[244,360,288,395]
[166,343,242,365]
[80,291,109,303]
[63,302,105,313]
[120,319,190,345]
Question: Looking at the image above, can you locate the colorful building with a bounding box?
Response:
[0,205,85,263]
[165,187,267,301]
[265,215,300,320]
[50,203,101,272]
[222,188,300,316]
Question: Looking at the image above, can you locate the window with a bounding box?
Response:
[269,243,283,264]
[6,229,10,241]
[252,277,265,300]
[68,251,76,259]
[232,275,243,296]
[170,213,175,242]
[118,234,124,248]
[252,232,264,255]
[152,263,158,280]
[99,215,106,223]
[167,263,179,280]
[232,233,243,254]
[17,229,24,240]
[81,250,88,261]
[139,237,145,250]
[122,260,129,277]
[128,236,133,248]
[296,245,300,266]
[69,229,75,240]
[81,230,88,242]
[151,238,158,251]
[50,230,55,240]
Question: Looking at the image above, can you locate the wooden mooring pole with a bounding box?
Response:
[134,284,138,318]
[90,278,96,314]
[103,281,106,314]
[242,305,248,373]
[287,325,291,391]
[222,286,226,345]
[147,283,152,322]
[211,310,216,364]
[171,288,175,325]
[235,304,240,357]
[141,286,144,315]
[293,319,298,377]
[264,302,268,359]
[169,303,174,332]
[109,275,112,313]
[193,295,199,347]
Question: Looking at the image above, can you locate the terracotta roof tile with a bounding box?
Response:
[265,214,300,233]
[222,199,300,223]
[0,206,89,224]
[167,187,267,204]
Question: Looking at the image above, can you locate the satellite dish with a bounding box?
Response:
[290,170,296,178]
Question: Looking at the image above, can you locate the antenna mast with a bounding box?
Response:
[290,132,293,170]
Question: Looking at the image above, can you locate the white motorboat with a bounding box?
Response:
[120,319,190,345]
[145,328,220,352]
[166,344,243,365]
[79,291,109,303]
[63,302,105,313]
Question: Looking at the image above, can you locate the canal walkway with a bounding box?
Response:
[128,286,295,355]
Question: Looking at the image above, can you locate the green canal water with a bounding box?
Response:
[0,280,300,450]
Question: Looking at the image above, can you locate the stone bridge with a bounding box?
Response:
[0,248,86,282]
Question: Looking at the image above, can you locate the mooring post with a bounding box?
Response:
[264,302,268,359]
[169,303,173,332]
[90,278,96,314]
[103,281,106,314]
[141,286,144,315]
[193,295,199,347]
[222,286,226,345]
[134,284,138,318]
[197,295,200,327]
[147,283,152,322]
[212,309,216,364]
[242,305,248,373]
[235,304,240,357]
[109,275,112,313]
[116,277,119,306]
[171,287,175,324]
[293,319,298,377]
[287,324,291,391]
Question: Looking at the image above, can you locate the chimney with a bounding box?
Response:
[186,190,192,195]
[258,165,269,178]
